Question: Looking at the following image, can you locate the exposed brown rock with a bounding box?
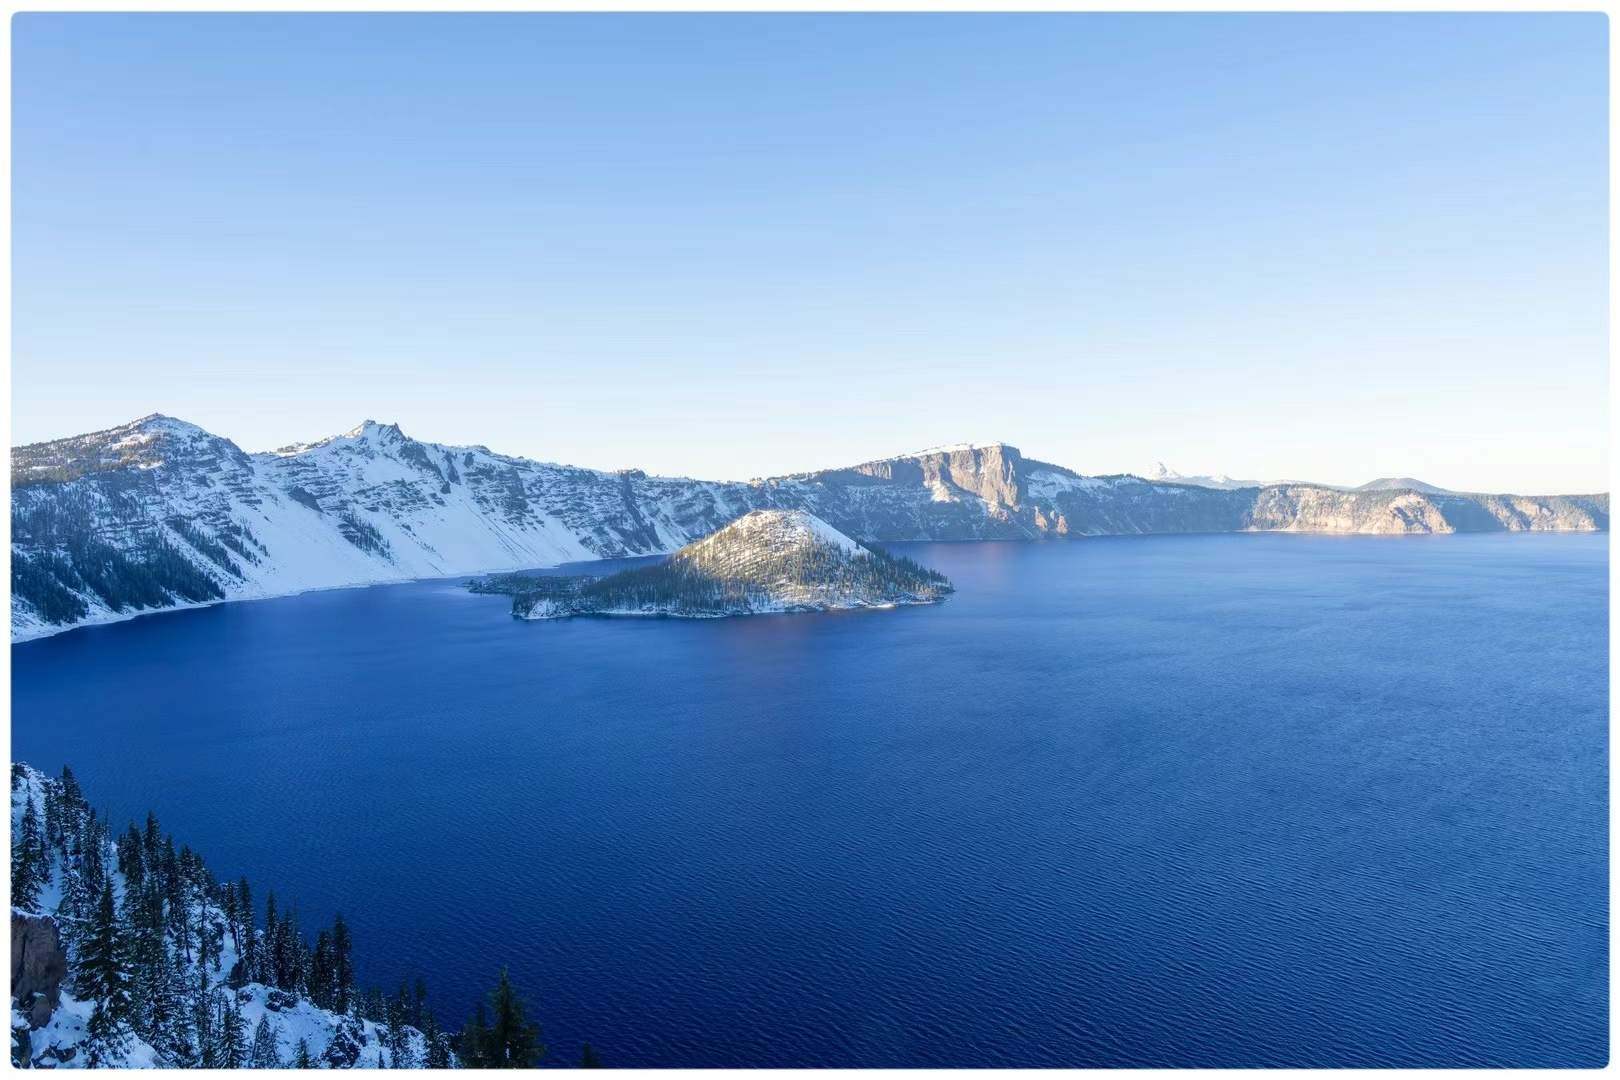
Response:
[11,912,66,1031]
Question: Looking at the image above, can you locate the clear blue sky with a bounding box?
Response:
[12,13,1609,491]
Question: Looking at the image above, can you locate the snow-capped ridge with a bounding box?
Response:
[691,509,867,560]
[10,414,1610,642]
[1144,462,1271,490]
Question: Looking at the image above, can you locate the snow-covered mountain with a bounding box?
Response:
[12,415,1610,641]
[488,509,952,619]
[1144,462,1272,490]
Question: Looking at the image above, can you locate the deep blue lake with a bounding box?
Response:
[11,533,1609,1067]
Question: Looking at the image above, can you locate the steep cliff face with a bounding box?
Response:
[11,913,67,1030]
[848,444,1024,509]
[11,416,1608,641]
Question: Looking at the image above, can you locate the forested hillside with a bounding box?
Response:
[9,764,558,1070]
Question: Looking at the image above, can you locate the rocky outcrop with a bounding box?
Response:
[11,912,66,1030]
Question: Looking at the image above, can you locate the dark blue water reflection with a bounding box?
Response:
[12,533,1608,1066]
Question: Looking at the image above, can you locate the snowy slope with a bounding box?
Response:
[12,417,1610,641]
[681,508,867,562]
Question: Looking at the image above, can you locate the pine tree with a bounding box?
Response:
[84,995,132,1067]
[235,878,256,980]
[332,913,354,1014]
[12,790,47,910]
[216,994,247,1068]
[293,1038,313,1069]
[144,932,191,1066]
[458,1002,489,1069]
[116,822,144,891]
[582,1042,602,1068]
[142,813,163,870]
[460,970,544,1068]
[221,883,239,958]
[387,982,415,1067]
[309,929,334,1009]
[164,839,190,965]
[192,968,216,1069]
[424,1011,451,1069]
[79,881,134,1066]
[58,767,82,819]
[120,883,165,1045]
[488,968,544,1067]
[248,1014,281,1068]
[263,892,278,986]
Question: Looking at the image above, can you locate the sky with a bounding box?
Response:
[11,13,1609,491]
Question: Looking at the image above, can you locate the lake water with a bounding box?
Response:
[11,533,1608,1067]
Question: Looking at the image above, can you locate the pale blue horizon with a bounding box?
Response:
[11,13,1610,492]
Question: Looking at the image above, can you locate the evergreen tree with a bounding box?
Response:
[263,892,278,986]
[424,1012,452,1069]
[191,968,216,1069]
[332,913,355,1014]
[235,878,256,979]
[487,968,544,1067]
[387,982,415,1067]
[308,929,334,1009]
[163,839,190,965]
[116,822,144,891]
[11,791,47,910]
[142,813,163,871]
[76,881,133,1016]
[84,994,132,1067]
[293,1038,313,1069]
[216,994,247,1068]
[221,883,239,957]
[582,1041,602,1068]
[79,882,134,1066]
[120,883,166,1045]
[248,1015,281,1068]
[279,905,302,993]
[459,970,544,1068]
[458,1002,489,1069]
[143,933,191,1066]
[58,767,82,820]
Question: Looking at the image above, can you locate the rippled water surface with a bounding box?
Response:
[11,534,1608,1066]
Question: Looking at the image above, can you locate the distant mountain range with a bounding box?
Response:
[1147,462,1455,494]
[11,415,1609,641]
